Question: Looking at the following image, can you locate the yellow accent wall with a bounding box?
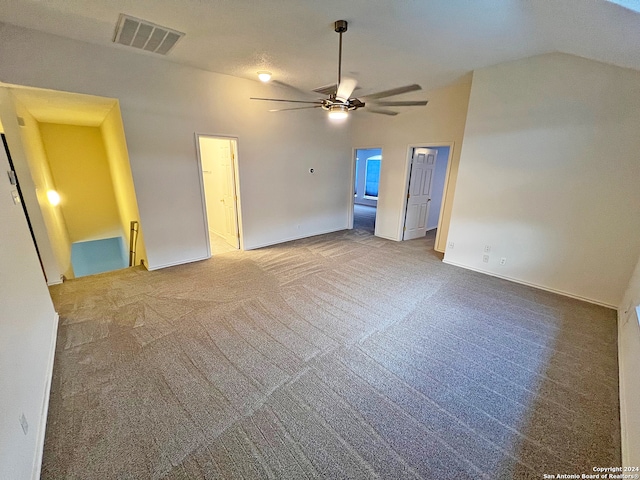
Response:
[100,103,147,266]
[11,95,74,279]
[39,123,122,243]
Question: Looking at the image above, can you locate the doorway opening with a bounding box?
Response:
[196,135,240,255]
[402,145,452,249]
[352,147,381,234]
[0,85,148,283]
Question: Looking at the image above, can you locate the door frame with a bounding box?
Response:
[1,134,46,280]
[349,145,383,231]
[400,142,455,249]
[195,133,243,256]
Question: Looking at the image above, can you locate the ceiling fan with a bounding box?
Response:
[250,20,428,118]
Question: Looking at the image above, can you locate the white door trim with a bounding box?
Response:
[400,142,455,249]
[348,147,356,230]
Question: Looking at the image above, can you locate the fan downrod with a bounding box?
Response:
[249,18,427,117]
[334,20,348,91]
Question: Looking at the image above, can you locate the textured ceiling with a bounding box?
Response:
[0,0,639,96]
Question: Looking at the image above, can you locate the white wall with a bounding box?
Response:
[0,24,352,267]
[0,139,58,480]
[619,255,640,468]
[444,53,640,307]
[351,76,472,251]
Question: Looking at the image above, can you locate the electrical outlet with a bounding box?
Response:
[448,242,454,249]
[484,245,491,253]
[19,413,28,435]
[482,254,489,263]
[500,257,507,265]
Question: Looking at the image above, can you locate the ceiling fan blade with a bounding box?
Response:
[361,84,422,100]
[366,108,398,116]
[312,84,337,96]
[336,77,358,103]
[250,97,323,104]
[373,100,428,107]
[268,105,323,112]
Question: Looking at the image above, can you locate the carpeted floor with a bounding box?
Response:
[209,231,238,255]
[44,228,620,479]
[353,204,376,234]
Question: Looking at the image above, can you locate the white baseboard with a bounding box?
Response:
[245,226,349,251]
[148,226,353,268]
[32,312,58,480]
[147,255,210,271]
[442,259,616,309]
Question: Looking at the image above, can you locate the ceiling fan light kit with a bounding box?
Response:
[257,71,272,82]
[328,104,349,120]
[250,20,428,118]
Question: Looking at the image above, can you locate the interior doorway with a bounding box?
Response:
[402,145,452,245]
[197,135,240,255]
[352,147,381,234]
[0,86,147,282]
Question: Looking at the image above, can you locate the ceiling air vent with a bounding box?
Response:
[113,14,184,55]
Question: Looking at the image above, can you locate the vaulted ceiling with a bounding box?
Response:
[0,0,638,97]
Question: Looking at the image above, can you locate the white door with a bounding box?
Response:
[403,148,437,240]
[219,141,239,248]
[199,136,239,249]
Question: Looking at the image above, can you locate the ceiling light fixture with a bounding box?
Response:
[328,104,349,120]
[47,190,61,206]
[257,71,272,82]
[250,20,428,118]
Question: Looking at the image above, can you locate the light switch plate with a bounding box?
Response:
[19,413,28,435]
[7,170,17,185]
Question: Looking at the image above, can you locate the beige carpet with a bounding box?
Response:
[44,228,620,479]
[209,231,238,255]
[353,204,376,233]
